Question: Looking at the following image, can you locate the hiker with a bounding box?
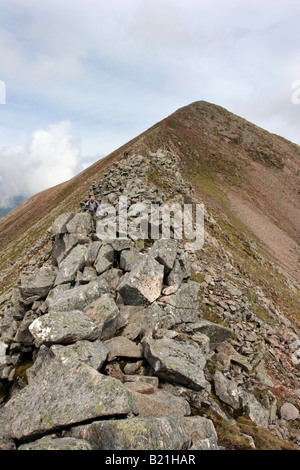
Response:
[123,150,131,157]
[85,195,99,229]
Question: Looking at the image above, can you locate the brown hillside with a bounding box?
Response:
[0,100,299,300]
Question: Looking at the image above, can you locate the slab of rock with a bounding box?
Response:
[49,213,75,235]
[19,266,57,300]
[94,244,115,275]
[105,336,143,361]
[213,370,239,409]
[3,357,137,440]
[239,390,270,428]
[47,279,108,312]
[55,245,88,286]
[84,294,125,340]
[120,249,144,271]
[149,239,178,273]
[117,255,164,305]
[121,303,163,340]
[158,281,201,327]
[143,337,210,391]
[66,213,93,235]
[29,310,100,346]
[18,436,92,450]
[280,402,299,421]
[185,416,219,450]
[125,382,191,418]
[69,415,190,450]
[50,340,109,371]
[190,320,232,350]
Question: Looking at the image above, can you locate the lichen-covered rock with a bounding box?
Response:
[149,239,178,273]
[3,357,137,440]
[94,244,115,275]
[105,336,143,361]
[84,294,125,340]
[124,382,191,418]
[213,370,239,409]
[18,436,92,450]
[47,279,108,312]
[69,415,191,450]
[55,244,88,286]
[117,255,164,305]
[19,266,57,300]
[29,310,100,346]
[158,281,201,327]
[50,340,109,371]
[66,213,93,235]
[184,416,219,450]
[120,249,144,272]
[143,337,210,391]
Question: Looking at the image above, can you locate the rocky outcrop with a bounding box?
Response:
[0,150,299,450]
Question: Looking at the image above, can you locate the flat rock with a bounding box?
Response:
[143,337,210,391]
[188,320,232,350]
[29,310,100,346]
[84,294,125,340]
[47,279,108,312]
[50,340,109,371]
[18,436,92,450]
[69,415,191,450]
[3,357,137,440]
[104,336,143,361]
[125,382,191,418]
[117,255,164,305]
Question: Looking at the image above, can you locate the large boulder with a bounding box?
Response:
[49,213,75,235]
[280,402,299,421]
[19,266,57,300]
[105,336,143,361]
[50,340,109,371]
[239,390,270,428]
[46,279,108,312]
[143,337,210,391]
[84,294,125,340]
[66,213,93,235]
[69,415,191,450]
[3,357,137,440]
[149,239,178,273]
[158,281,201,327]
[179,320,232,350]
[55,244,88,286]
[185,416,219,450]
[117,255,164,305]
[29,310,100,346]
[94,244,115,275]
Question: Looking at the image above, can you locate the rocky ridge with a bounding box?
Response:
[0,150,299,450]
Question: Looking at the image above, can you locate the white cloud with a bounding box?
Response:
[0,121,81,208]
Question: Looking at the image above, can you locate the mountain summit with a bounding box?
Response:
[0,102,299,450]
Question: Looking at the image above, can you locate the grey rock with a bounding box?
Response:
[184,416,219,450]
[18,436,92,450]
[47,279,108,312]
[143,337,210,391]
[239,390,270,428]
[63,233,90,260]
[14,318,35,345]
[149,239,178,273]
[66,213,93,235]
[167,251,191,286]
[69,415,190,450]
[86,241,102,265]
[125,382,191,418]
[159,281,201,327]
[50,340,109,371]
[0,342,8,365]
[0,412,16,450]
[95,243,115,275]
[120,249,144,271]
[109,239,132,251]
[80,266,98,283]
[105,336,143,361]
[84,293,125,340]
[55,244,88,286]
[3,357,137,440]
[29,310,100,346]
[213,370,239,409]
[121,303,163,340]
[189,320,232,350]
[19,266,57,300]
[280,402,299,421]
[49,213,75,235]
[117,255,164,305]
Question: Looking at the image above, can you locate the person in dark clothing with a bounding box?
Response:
[85,195,99,229]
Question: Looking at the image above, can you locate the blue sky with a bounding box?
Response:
[0,0,300,209]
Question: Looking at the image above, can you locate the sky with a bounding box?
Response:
[0,0,300,210]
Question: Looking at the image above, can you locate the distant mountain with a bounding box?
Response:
[0,196,26,218]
